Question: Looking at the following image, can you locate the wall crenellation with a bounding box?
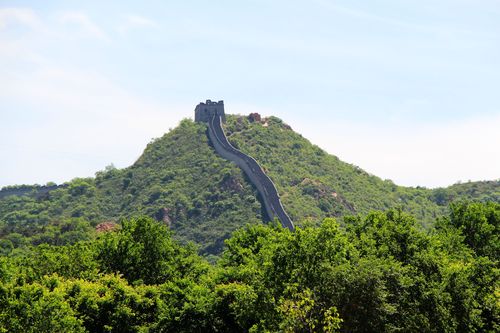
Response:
[195,99,226,123]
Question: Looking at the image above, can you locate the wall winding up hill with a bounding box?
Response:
[206,114,294,231]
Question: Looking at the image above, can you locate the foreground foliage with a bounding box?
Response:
[0,201,498,332]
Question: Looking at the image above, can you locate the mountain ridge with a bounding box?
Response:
[0,113,498,254]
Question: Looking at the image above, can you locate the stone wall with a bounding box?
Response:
[207,114,294,231]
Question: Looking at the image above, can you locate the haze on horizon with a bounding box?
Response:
[1,0,499,189]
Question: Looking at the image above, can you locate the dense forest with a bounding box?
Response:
[0,202,498,332]
[0,115,498,256]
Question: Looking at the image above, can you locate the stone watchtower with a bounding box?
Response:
[195,100,226,123]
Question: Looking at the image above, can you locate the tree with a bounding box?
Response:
[0,281,85,333]
[97,217,206,285]
[445,201,499,259]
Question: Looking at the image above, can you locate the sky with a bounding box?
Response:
[1,0,499,188]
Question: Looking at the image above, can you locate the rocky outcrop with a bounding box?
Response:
[248,113,262,123]
[95,221,118,233]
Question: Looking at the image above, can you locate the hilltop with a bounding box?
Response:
[0,114,498,255]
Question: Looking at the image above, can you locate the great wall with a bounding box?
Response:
[1,100,295,231]
[195,100,295,231]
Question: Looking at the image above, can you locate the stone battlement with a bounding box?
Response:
[195,99,226,123]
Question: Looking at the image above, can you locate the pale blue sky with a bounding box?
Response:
[1,0,499,188]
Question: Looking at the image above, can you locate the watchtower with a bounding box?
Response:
[195,100,226,123]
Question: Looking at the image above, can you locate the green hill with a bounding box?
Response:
[0,114,498,255]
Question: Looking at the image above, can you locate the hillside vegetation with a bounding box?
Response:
[0,115,498,255]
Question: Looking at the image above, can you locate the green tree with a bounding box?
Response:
[0,281,85,333]
[444,201,499,259]
[97,216,207,285]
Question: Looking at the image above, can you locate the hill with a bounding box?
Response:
[0,114,498,255]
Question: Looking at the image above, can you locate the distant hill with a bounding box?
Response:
[1,114,498,254]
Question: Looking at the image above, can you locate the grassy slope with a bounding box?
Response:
[224,115,441,226]
[0,115,498,254]
[224,115,499,226]
[0,120,262,254]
